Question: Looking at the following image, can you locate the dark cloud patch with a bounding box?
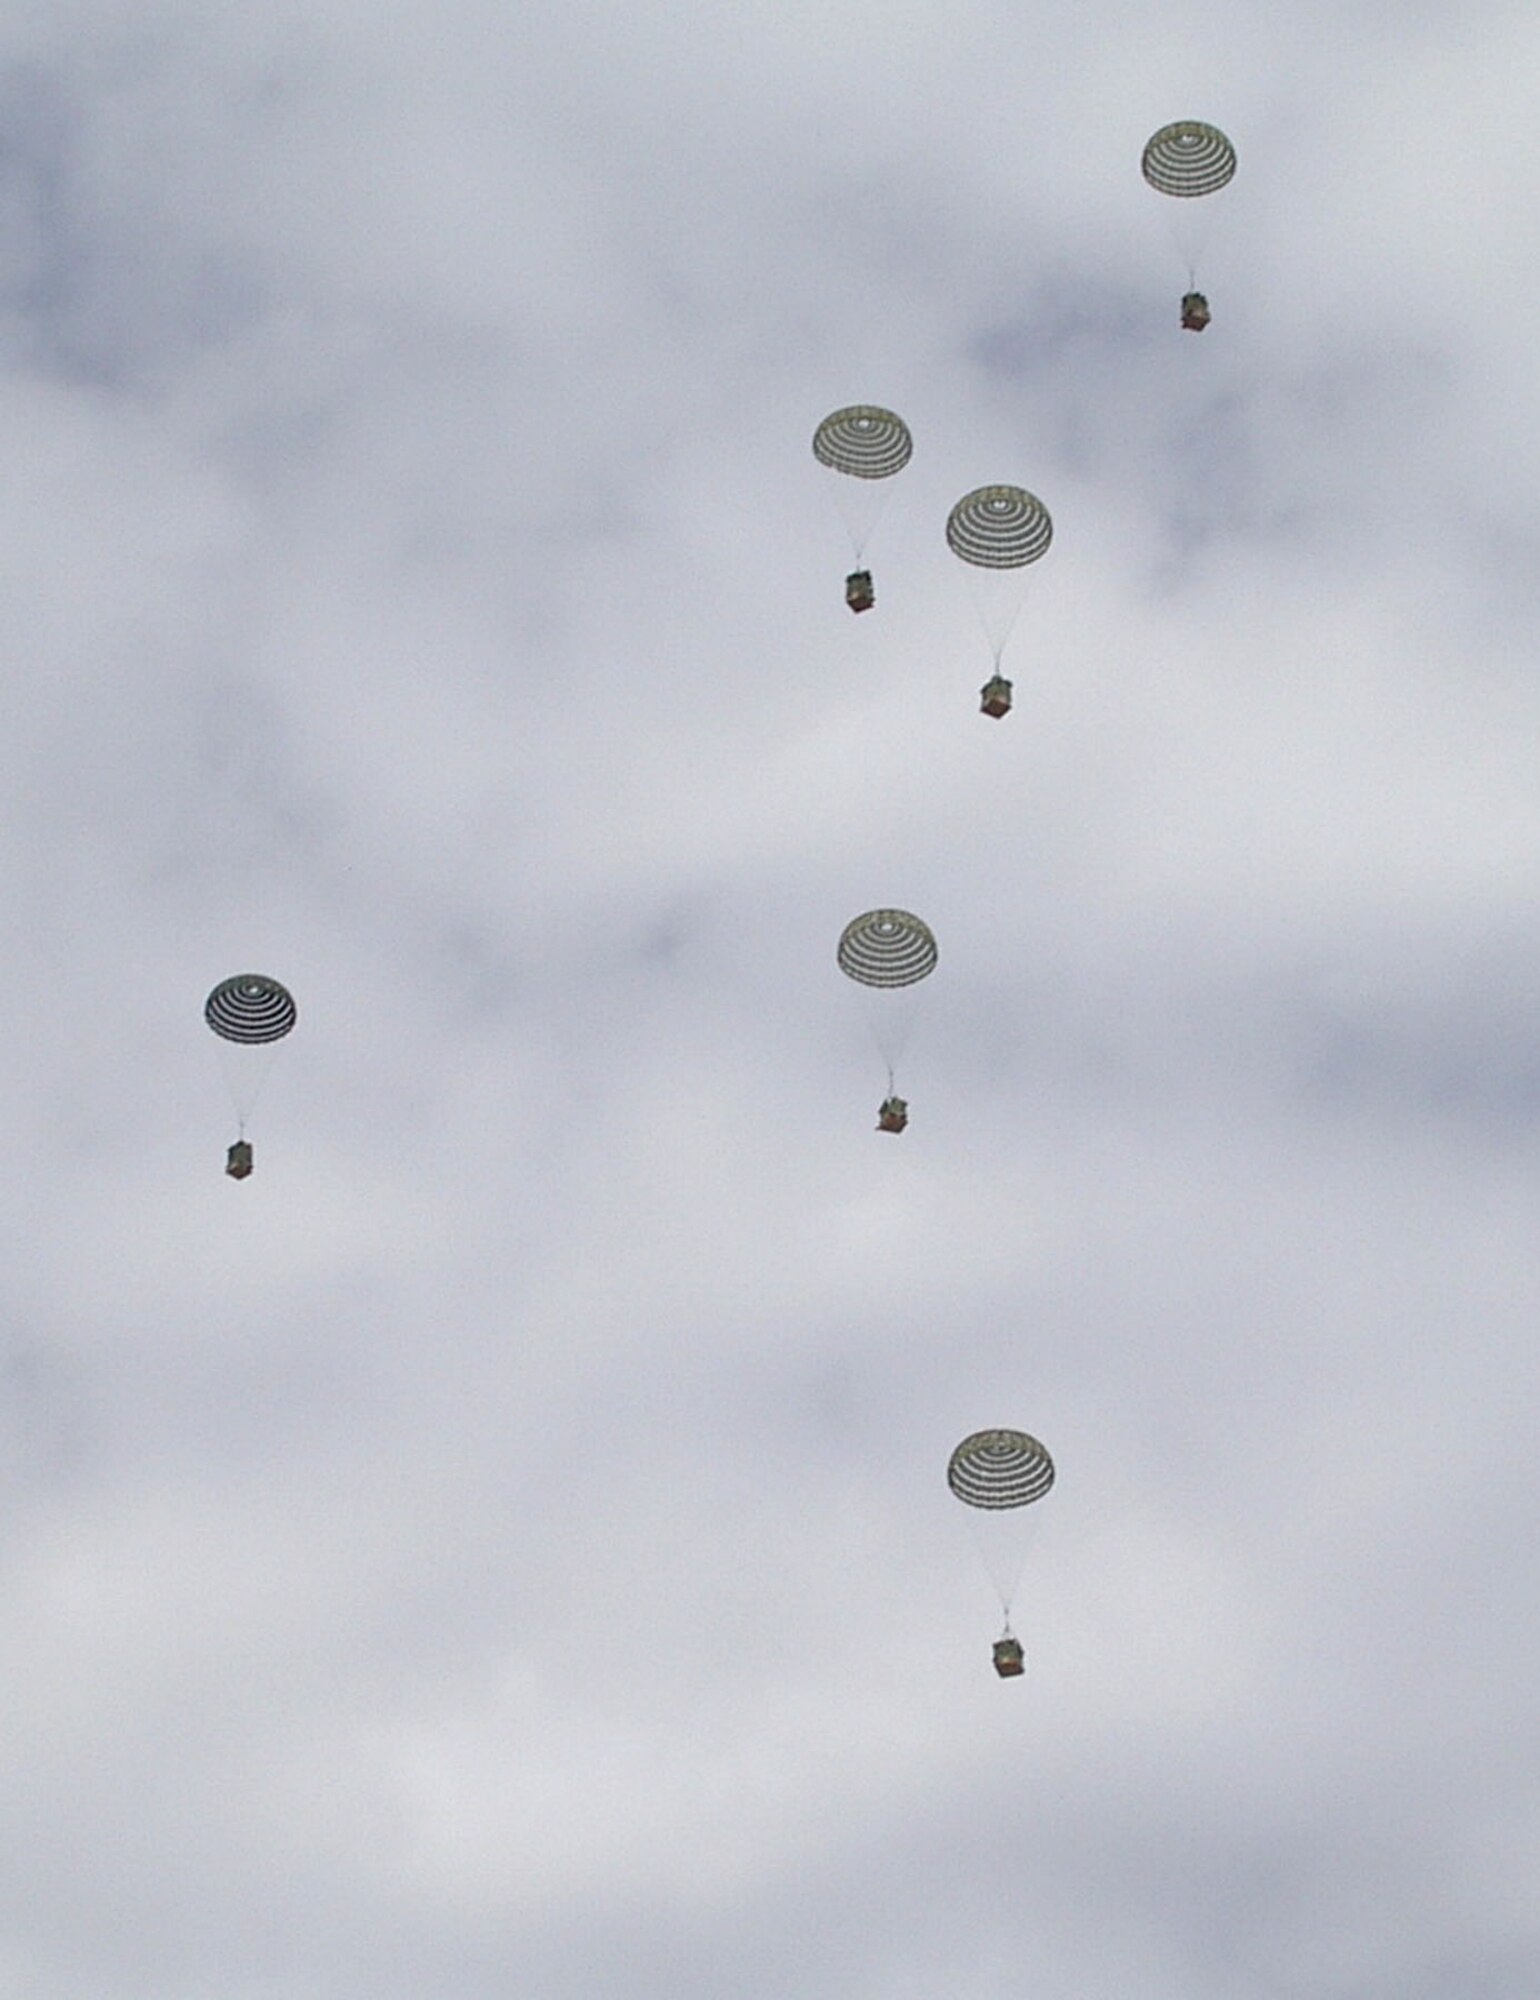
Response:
[0,56,271,391]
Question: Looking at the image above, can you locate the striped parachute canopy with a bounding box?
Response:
[837,910,937,989]
[205,975,297,1045]
[813,406,913,481]
[1141,121,1237,198]
[948,1430,1055,1510]
[946,486,1053,570]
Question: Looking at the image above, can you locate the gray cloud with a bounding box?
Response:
[1,2,1537,1996]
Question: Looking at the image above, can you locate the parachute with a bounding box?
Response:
[838,910,936,1132]
[813,406,913,613]
[946,486,1053,717]
[205,976,297,1045]
[1141,121,1237,198]
[948,1429,1055,1509]
[813,407,914,480]
[1141,121,1236,331]
[946,487,1053,570]
[205,975,296,1178]
[948,1428,1055,1677]
[837,908,938,988]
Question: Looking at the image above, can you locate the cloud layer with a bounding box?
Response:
[2,3,1538,1996]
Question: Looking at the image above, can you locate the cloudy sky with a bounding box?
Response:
[2,2,1538,1995]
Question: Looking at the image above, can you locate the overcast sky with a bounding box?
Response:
[2,2,1539,1996]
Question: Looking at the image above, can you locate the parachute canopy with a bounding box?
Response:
[205,975,297,1045]
[838,910,937,988]
[946,487,1052,570]
[813,407,913,481]
[1141,121,1236,197]
[948,1430,1055,1510]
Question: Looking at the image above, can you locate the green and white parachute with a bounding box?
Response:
[1141,121,1236,198]
[206,975,296,1176]
[813,407,913,481]
[814,407,912,604]
[949,1429,1055,1668]
[946,487,1052,571]
[838,910,936,1122]
[837,909,937,989]
[948,1430,1055,1510]
[1142,122,1236,328]
[947,486,1052,685]
[205,976,297,1045]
